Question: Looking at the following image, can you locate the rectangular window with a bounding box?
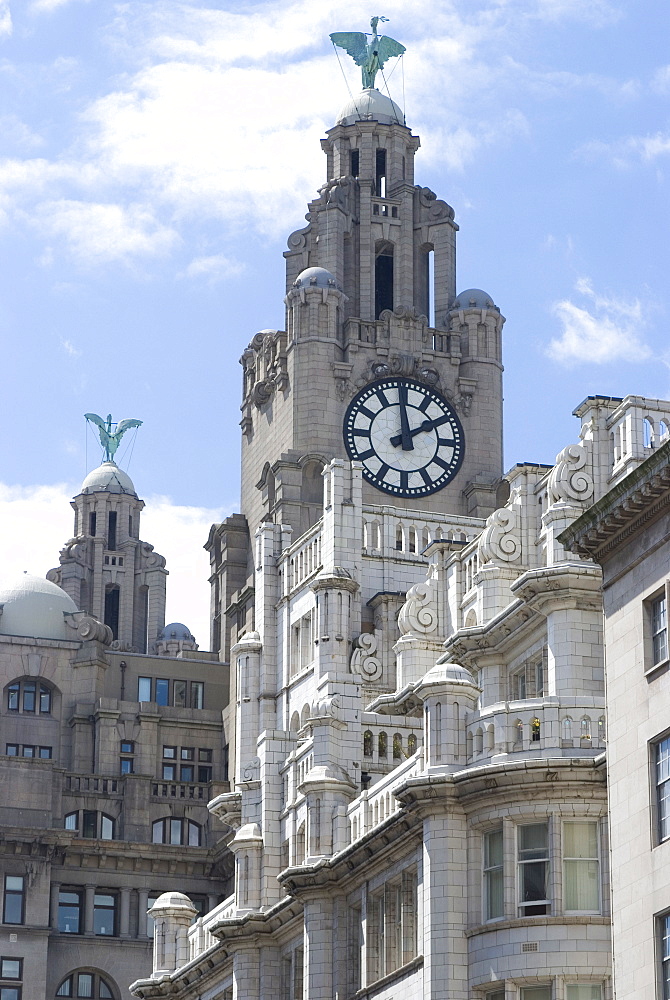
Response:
[2,878,24,925]
[180,765,194,782]
[484,827,504,919]
[198,765,212,783]
[7,685,18,712]
[163,746,176,759]
[21,746,35,758]
[100,815,114,840]
[138,677,152,702]
[0,988,20,1000]
[120,741,134,754]
[0,959,22,979]
[652,594,668,666]
[658,736,670,842]
[82,811,97,839]
[520,990,551,1000]
[58,890,82,933]
[512,651,546,700]
[366,869,417,983]
[173,680,187,707]
[564,821,600,912]
[566,987,602,1000]
[155,679,169,706]
[170,819,182,846]
[5,746,18,757]
[107,511,117,551]
[518,823,550,916]
[64,812,78,831]
[198,748,213,763]
[190,681,204,709]
[93,893,116,936]
[89,512,96,536]
[77,975,93,998]
[181,747,194,761]
[162,764,176,781]
[38,746,52,759]
[22,683,35,713]
[662,913,670,1000]
[39,685,51,713]
[120,758,133,775]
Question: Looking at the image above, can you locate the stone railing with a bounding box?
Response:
[64,773,123,796]
[465,700,607,761]
[348,748,424,843]
[188,892,235,961]
[283,520,322,594]
[362,505,482,561]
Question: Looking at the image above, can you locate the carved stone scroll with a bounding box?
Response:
[350,632,383,682]
[548,443,594,505]
[398,579,438,636]
[478,507,521,564]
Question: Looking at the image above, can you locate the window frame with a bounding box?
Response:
[57,889,83,934]
[0,958,22,980]
[562,820,601,915]
[483,826,504,921]
[517,821,551,917]
[646,584,670,676]
[2,877,24,926]
[93,892,117,937]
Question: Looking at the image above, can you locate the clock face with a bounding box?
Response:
[343,377,465,498]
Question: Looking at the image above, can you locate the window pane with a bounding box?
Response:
[83,811,96,838]
[190,681,204,709]
[22,683,35,712]
[180,765,194,782]
[5,877,23,892]
[181,747,194,760]
[39,746,52,759]
[7,684,19,711]
[120,741,134,754]
[188,821,201,846]
[199,748,213,762]
[77,973,93,997]
[162,764,176,780]
[101,815,114,840]
[1,988,20,1000]
[198,766,212,783]
[155,679,169,706]
[170,819,182,845]
[564,821,598,859]
[5,745,17,757]
[519,823,547,857]
[0,959,21,979]
[138,677,152,701]
[58,892,81,933]
[163,746,176,759]
[2,895,22,924]
[39,685,51,712]
[566,987,602,1000]
[93,895,116,935]
[99,980,113,999]
[64,812,78,831]
[56,981,73,998]
[120,758,133,774]
[484,828,504,920]
[173,680,187,707]
[21,746,34,758]
[152,821,164,844]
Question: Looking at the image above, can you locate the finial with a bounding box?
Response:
[330,17,405,90]
[85,413,143,463]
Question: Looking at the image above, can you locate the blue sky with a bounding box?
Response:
[1,0,669,644]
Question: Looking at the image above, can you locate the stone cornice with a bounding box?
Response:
[559,438,670,560]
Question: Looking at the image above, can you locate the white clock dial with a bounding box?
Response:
[343,378,465,497]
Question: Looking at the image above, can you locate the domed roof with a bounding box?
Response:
[0,573,79,641]
[293,266,341,290]
[148,891,197,914]
[336,88,404,127]
[160,622,195,642]
[80,462,136,496]
[452,288,498,310]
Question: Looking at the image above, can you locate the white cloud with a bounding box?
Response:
[652,65,670,94]
[60,337,81,359]
[33,199,178,265]
[30,0,90,11]
[0,481,229,651]
[179,253,245,282]
[579,132,670,167]
[0,1,11,38]
[0,115,43,151]
[547,277,652,365]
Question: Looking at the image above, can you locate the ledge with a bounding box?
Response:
[354,955,423,998]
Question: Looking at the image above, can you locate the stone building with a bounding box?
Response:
[126,80,670,1000]
[561,429,670,999]
[0,462,233,1000]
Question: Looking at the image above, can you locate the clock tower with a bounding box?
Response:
[208,82,505,657]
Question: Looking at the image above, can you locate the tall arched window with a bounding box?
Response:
[375,241,394,318]
[152,817,201,846]
[56,971,115,998]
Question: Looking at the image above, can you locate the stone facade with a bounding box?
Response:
[0,465,233,1000]
[561,434,670,999]
[127,88,670,1000]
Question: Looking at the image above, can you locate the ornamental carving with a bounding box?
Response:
[311,693,342,720]
[64,611,113,644]
[350,631,383,682]
[417,186,455,222]
[548,443,594,505]
[362,354,440,390]
[478,507,521,564]
[140,543,166,569]
[240,330,288,409]
[58,535,91,566]
[398,578,439,636]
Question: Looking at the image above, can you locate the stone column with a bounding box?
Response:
[137,889,149,938]
[119,887,131,936]
[233,946,260,1000]
[50,881,61,930]
[84,884,95,935]
[303,894,334,1000]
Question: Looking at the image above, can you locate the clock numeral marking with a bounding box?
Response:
[358,405,376,421]
[433,456,453,472]
[399,471,408,490]
[419,469,433,487]
[352,428,371,437]
[431,414,450,428]
[375,388,389,407]
[419,395,432,413]
[358,448,375,461]
[377,463,390,481]
[437,436,454,447]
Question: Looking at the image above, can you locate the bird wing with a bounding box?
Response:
[376,35,406,66]
[115,418,143,435]
[84,413,107,431]
[330,32,368,66]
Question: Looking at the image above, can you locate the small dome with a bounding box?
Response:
[0,573,79,641]
[336,88,404,127]
[293,266,340,290]
[148,891,197,914]
[160,622,194,642]
[80,462,136,496]
[452,288,497,310]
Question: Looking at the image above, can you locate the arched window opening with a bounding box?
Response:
[562,717,573,742]
[418,245,435,326]
[152,817,201,847]
[290,712,300,733]
[104,585,120,640]
[56,972,115,998]
[395,525,403,551]
[393,733,403,759]
[300,704,310,730]
[6,678,53,715]
[466,731,473,759]
[407,733,417,755]
[301,460,324,507]
[375,148,386,198]
[107,511,117,551]
[475,728,483,754]
[598,716,606,743]
[580,716,592,742]
[350,148,359,177]
[486,725,495,751]
[514,720,524,745]
[378,732,388,758]
[363,730,373,757]
[531,717,541,743]
[375,241,394,318]
[408,527,417,554]
[661,420,670,442]
[644,417,654,448]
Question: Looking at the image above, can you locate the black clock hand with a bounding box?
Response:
[390,418,435,448]
[397,384,413,451]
